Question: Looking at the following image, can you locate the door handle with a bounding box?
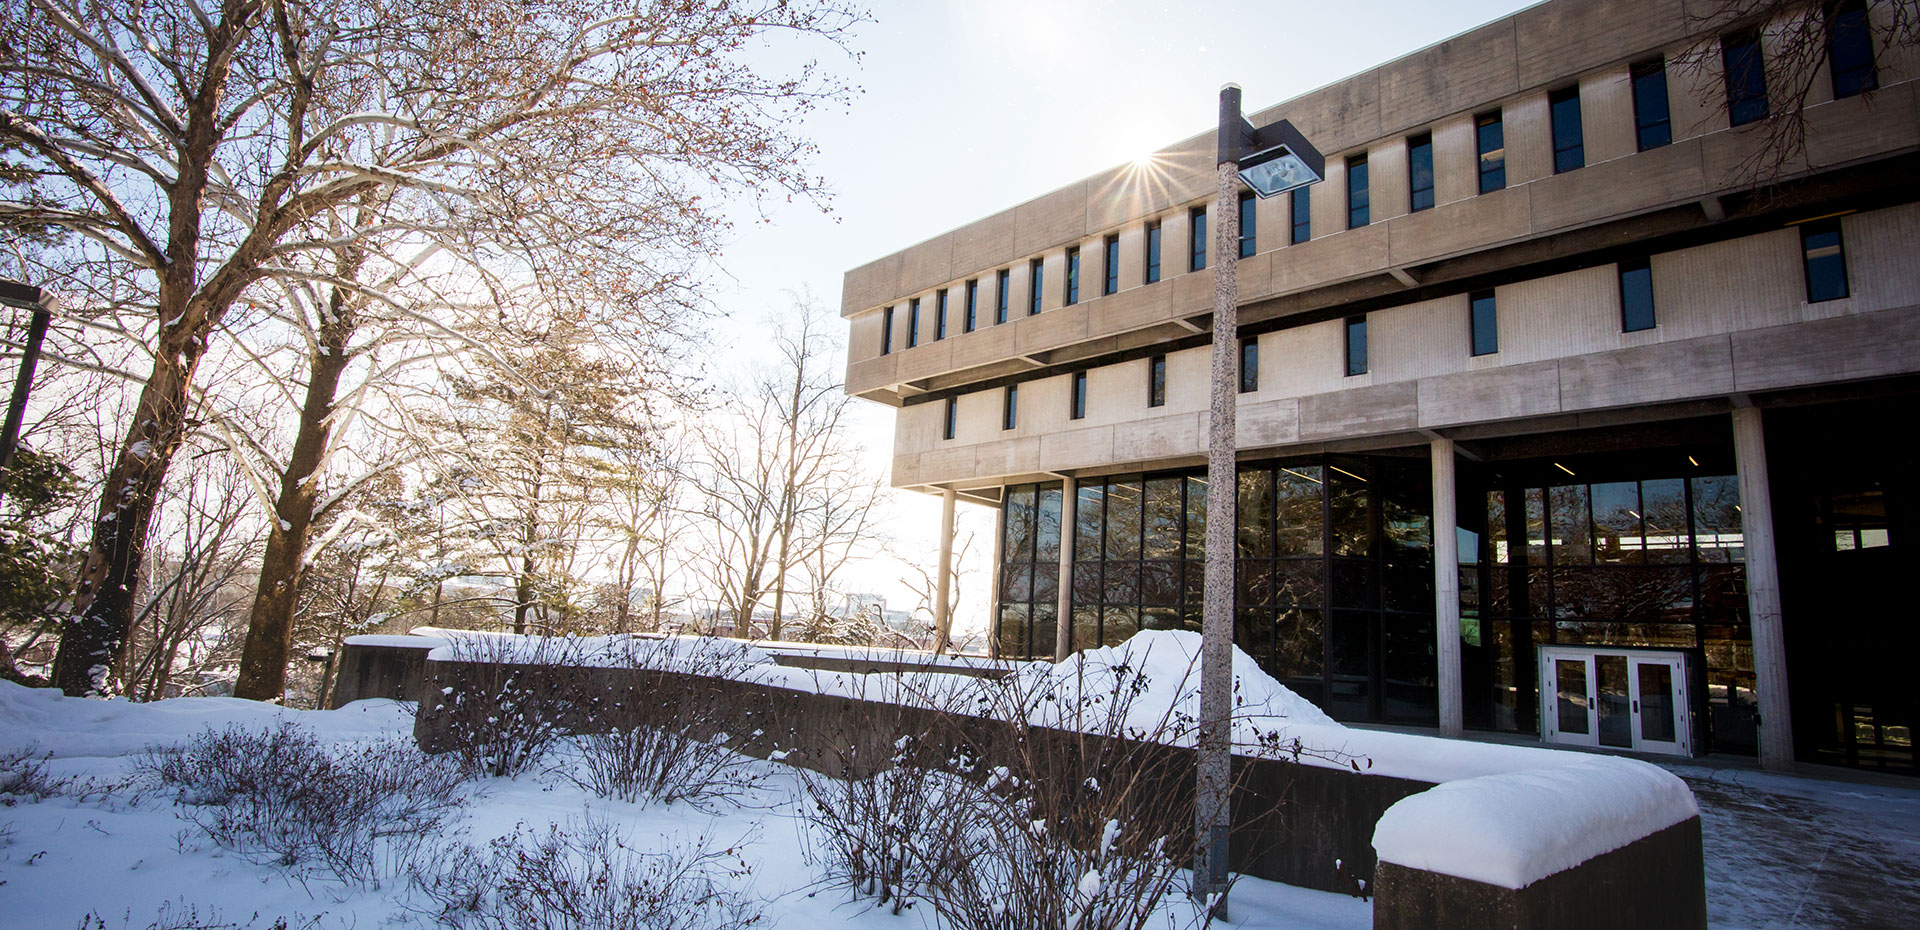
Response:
[1633,700,1639,713]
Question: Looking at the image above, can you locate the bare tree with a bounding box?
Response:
[1677,0,1919,186]
[692,298,884,637]
[901,529,976,652]
[1,0,863,695]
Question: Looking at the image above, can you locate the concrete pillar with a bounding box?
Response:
[1431,437,1464,738]
[1732,406,1794,771]
[987,494,1005,660]
[1056,475,1077,662]
[934,487,957,655]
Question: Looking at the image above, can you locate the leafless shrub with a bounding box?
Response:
[424,635,595,778]
[72,900,319,930]
[407,816,764,930]
[563,637,769,809]
[797,653,1223,928]
[136,722,465,887]
[0,744,116,805]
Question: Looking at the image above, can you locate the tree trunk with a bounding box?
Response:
[52,344,202,695]
[233,288,355,700]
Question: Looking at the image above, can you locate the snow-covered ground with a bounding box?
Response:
[0,680,1370,930]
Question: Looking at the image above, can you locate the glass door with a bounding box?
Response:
[1540,647,1691,756]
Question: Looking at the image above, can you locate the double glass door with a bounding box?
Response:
[1540,647,1691,756]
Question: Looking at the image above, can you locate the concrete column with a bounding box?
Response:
[1732,406,1794,771]
[987,495,1005,660]
[1431,437,1464,738]
[934,487,957,655]
[1056,475,1077,662]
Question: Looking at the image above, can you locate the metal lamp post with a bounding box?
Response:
[1195,85,1323,914]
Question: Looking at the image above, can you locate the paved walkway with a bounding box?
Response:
[1663,759,1920,930]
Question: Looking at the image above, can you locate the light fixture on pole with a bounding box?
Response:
[1194,85,1322,917]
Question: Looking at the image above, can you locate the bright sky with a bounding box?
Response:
[700,0,1542,639]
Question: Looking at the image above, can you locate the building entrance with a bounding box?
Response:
[1539,645,1692,756]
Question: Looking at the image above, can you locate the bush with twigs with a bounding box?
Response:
[421,634,597,778]
[137,721,465,887]
[406,815,764,930]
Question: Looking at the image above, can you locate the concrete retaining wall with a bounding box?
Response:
[1373,817,1708,930]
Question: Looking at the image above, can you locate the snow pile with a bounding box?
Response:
[1371,755,1699,889]
[421,629,774,671]
[1010,630,1336,741]
[0,681,410,759]
[342,633,450,650]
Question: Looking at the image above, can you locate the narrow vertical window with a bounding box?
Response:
[1407,133,1435,212]
[1631,59,1672,151]
[1070,371,1088,420]
[1344,316,1369,376]
[1827,0,1878,99]
[1103,234,1120,295]
[1003,384,1018,430]
[1476,111,1506,194]
[935,288,949,340]
[1145,220,1163,283]
[1065,246,1081,306]
[995,269,1010,324]
[1722,31,1769,126]
[1238,191,1256,258]
[1550,85,1585,173]
[907,297,920,348]
[1346,154,1370,228]
[1189,206,1208,272]
[880,305,893,355]
[1028,259,1044,316]
[1148,355,1166,408]
[964,279,979,332]
[1801,218,1850,302]
[943,396,956,441]
[1619,257,1656,332]
[1290,187,1311,244]
[1470,289,1498,356]
[1239,337,1259,393]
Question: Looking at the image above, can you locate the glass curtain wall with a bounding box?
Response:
[996,453,1438,725]
[1471,462,1754,753]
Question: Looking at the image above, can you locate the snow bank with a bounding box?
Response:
[421,630,774,671]
[1371,755,1699,889]
[0,680,411,759]
[343,633,449,649]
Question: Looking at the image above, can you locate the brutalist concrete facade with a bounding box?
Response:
[842,0,1920,775]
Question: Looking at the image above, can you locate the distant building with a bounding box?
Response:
[841,0,1919,774]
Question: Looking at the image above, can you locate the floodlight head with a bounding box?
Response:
[1238,144,1321,198]
[1217,87,1325,198]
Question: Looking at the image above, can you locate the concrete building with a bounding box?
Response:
[839,0,1918,774]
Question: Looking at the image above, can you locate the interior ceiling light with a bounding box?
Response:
[1554,462,1576,476]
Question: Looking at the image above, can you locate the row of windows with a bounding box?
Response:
[882,7,1879,358]
[936,217,1852,440]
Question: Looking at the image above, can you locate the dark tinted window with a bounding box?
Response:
[1476,111,1506,193]
[964,279,978,332]
[1065,247,1080,306]
[880,305,893,355]
[1347,154,1370,228]
[1291,187,1311,244]
[1345,317,1368,376]
[1407,133,1435,212]
[1189,206,1208,272]
[1145,221,1162,283]
[1619,257,1656,332]
[935,288,948,340]
[1801,218,1850,302]
[907,297,920,347]
[995,269,1009,324]
[1722,31,1769,126]
[1028,258,1044,316]
[1632,59,1672,151]
[1103,234,1120,295]
[1470,289,1498,356]
[1148,355,1166,407]
[943,397,956,440]
[1239,192,1257,258]
[1550,85,1584,173]
[1070,371,1087,420]
[1239,338,1258,393]
[1003,384,1018,430]
[1827,0,1878,98]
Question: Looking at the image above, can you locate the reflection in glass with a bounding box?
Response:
[1238,469,1275,558]
[1005,486,1037,562]
[1591,481,1642,564]
[1549,484,1592,564]
[1556,658,1590,734]
[1185,476,1208,560]
[1076,482,1105,561]
[1639,662,1676,742]
[1105,477,1143,561]
[1236,607,1275,667]
[1275,606,1324,679]
[1036,486,1063,562]
[1144,477,1183,560]
[1642,479,1688,564]
[1330,463,1372,556]
[1277,466,1325,556]
[1597,654,1631,747]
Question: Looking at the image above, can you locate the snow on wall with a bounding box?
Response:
[1370,755,1699,890]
